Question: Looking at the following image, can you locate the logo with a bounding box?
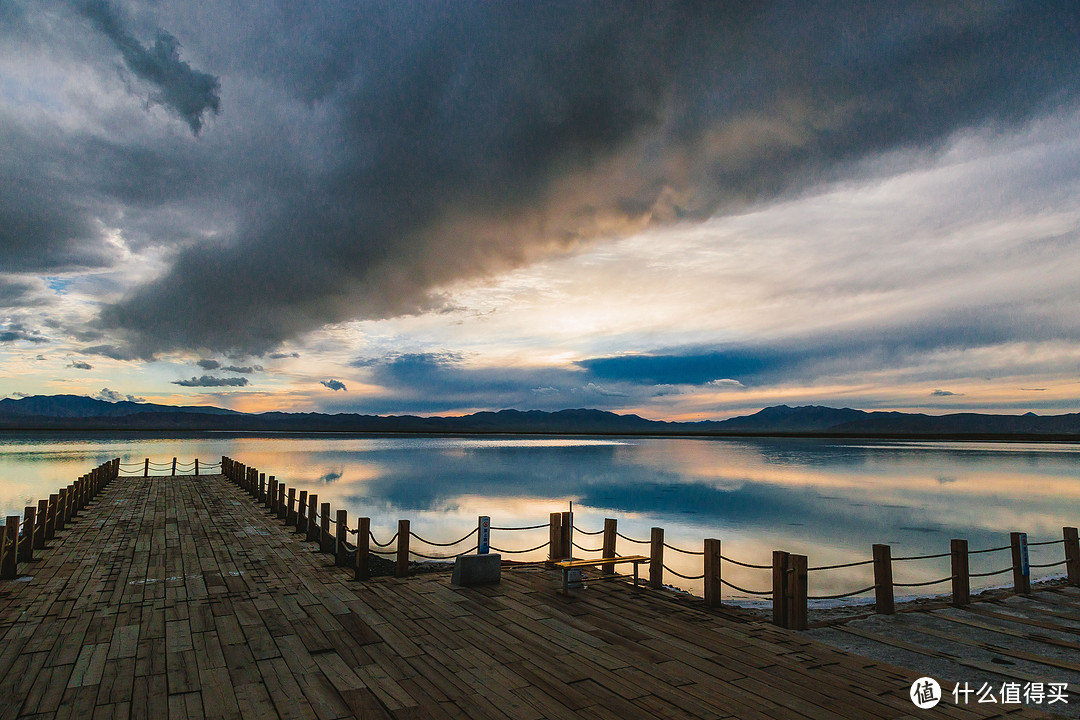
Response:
[911,677,942,709]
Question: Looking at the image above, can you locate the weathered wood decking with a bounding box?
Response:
[0,473,1047,719]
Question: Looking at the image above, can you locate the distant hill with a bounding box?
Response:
[1,395,1079,438]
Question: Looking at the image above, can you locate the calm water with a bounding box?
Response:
[1,433,1077,604]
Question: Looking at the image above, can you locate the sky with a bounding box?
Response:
[2,1,1080,420]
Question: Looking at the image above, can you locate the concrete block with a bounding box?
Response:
[452,553,501,587]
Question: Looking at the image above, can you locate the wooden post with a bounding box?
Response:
[20,507,35,562]
[45,494,58,540]
[704,538,721,607]
[144,458,149,477]
[171,457,177,476]
[772,551,790,628]
[356,517,371,580]
[268,477,278,514]
[602,518,617,575]
[195,459,199,476]
[1,518,19,579]
[55,488,67,531]
[307,495,319,542]
[788,554,808,631]
[336,510,348,565]
[396,520,410,578]
[1011,531,1031,595]
[320,503,332,554]
[951,538,970,607]
[873,544,894,615]
[35,499,47,549]
[548,512,562,561]
[649,527,664,590]
[287,489,297,526]
[260,473,267,505]
[297,491,308,534]
[1065,527,1080,587]
[560,511,572,559]
[278,485,287,520]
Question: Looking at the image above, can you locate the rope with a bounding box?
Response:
[370,548,397,556]
[615,531,649,544]
[663,565,704,580]
[490,523,548,531]
[663,542,704,556]
[571,542,604,553]
[409,545,479,560]
[808,584,878,600]
[369,531,398,548]
[719,578,772,596]
[408,527,478,547]
[1028,539,1065,547]
[489,540,551,554]
[1030,560,1068,568]
[721,555,772,570]
[969,544,1011,555]
[893,551,951,561]
[808,558,874,571]
[572,525,604,536]
[969,566,1012,578]
[893,576,953,588]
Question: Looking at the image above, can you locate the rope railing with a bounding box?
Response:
[663,542,704,556]
[1029,538,1065,547]
[663,564,704,580]
[490,540,551,554]
[369,531,398,548]
[808,558,874,571]
[808,585,877,600]
[893,551,951,562]
[721,555,772,570]
[1030,560,1068,568]
[410,545,480,561]
[893,575,954,588]
[409,527,478,547]
[490,522,548,531]
[969,566,1013,578]
[572,525,604,535]
[969,543,1011,554]
[571,541,604,553]
[720,578,772,596]
[615,531,650,544]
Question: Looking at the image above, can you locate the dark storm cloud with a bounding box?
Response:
[171,375,248,387]
[0,277,45,307]
[0,323,47,344]
[223,365,261,374]
[78,344,137,361]
[68,360,93,370]
[11,1,1078,354]
[196,358,220,370]
[320,379,346,391]
[78,0,220,134]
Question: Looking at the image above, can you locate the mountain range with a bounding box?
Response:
[2,395,1079,438]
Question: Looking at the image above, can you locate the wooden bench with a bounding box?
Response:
[555,555,649,594]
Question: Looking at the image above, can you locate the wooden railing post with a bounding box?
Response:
[34,499,47,549]
[268,477,278,513]
[171,457,177,476]
[788,554,808,631]
[873,544,894,614]
[55,489,67,532]
[260,473,267,505]
[297,491,308,533]
[704,538,721,607]
[561,511,572,559]
[951,539,970,607]
[650,527,664,590]
[194,459,199,476]
[306,495,319,542]
[20,507,35,562]
[772,551,790,627]
[320,503,332,554]
[602,518,617,575]
[278,485,287,520]
[45,494,58,540]
[287,489,297,526]
[548,512,563,561]
[1,517,19,579]
[1011,531,1031,595]
[356,517,371,580]
[144,458,149,477]
[396,520,410,578]
[1065,527,1080,587]
[336,510,348,565]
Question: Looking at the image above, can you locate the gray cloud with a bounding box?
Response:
[78,0,220,134]
[68,360,93,370]
[0,322,47,343]
[92,387,143,402]
[268,352,300,359]
[930,389,961,397]
[79,344,137,361]
[196,358,220,370]
[87,3,1080,355]
[320,379,346,392]
[223,365,262,374]
[171,375,248,387]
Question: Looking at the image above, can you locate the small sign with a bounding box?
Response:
[1019,532,1029,577]
[478,516,490,554]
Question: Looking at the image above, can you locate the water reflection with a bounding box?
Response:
[0,433,1076,603]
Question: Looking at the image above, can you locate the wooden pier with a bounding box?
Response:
[0,461,1058,719]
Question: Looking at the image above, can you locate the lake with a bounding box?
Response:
[1,433,1076,605]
